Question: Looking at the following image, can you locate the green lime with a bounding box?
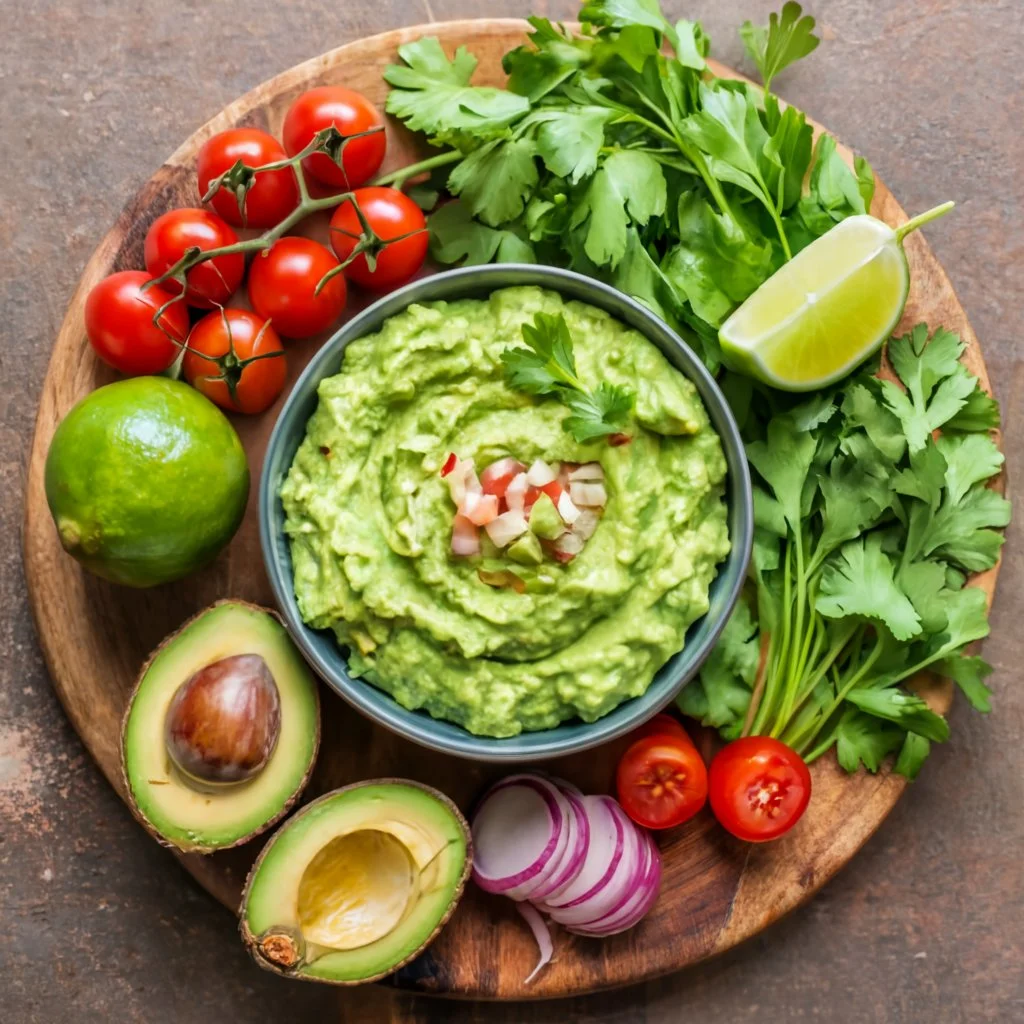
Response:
[720,203,954,391]
[45,377,249,587]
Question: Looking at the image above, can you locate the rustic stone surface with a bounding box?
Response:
[1,1,1021,1022]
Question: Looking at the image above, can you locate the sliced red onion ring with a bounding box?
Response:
[472,776,564,894]
[518,903,553,985]
[528,784,589,902]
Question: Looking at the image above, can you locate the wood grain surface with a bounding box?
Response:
[20,16,1004,1004]
[4,2,1023,1022]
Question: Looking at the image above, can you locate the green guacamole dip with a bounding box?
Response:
[281,287,730,737]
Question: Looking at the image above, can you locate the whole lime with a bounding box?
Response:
[44,377,250,587]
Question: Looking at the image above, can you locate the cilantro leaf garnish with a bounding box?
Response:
[740,1,820,95]
[501,313,634,442]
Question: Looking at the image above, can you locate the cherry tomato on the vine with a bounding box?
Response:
[616,733,708,830]
[85,271,188,376]
[247,237,347,339]
[196,128,298,229]
[183,309,286,415]
[143,208,245,309]
[708,736,811,843]
[329,187,428,291]
[282,87,386,189]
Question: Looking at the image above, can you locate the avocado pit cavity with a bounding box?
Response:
[164,653,281,788]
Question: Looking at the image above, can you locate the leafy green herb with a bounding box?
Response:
[683,325,1006,777]
[501,313,634,442]
[740,1,820,95]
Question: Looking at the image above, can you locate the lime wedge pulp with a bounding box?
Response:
[719,203,954,391]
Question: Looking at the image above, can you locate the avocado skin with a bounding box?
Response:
[45,377,249,587]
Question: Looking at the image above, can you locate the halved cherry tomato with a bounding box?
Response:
[247,237,347,339]
[630,713,693,747]
[708,736,811,843]
[183,309,286,415]
[480,458,526,499]
[197,128,299,228]
[84,271,188,376]
[329,187,427,290]
[282,87,386,188]
[617,734,708,830]
[143,208,245,308]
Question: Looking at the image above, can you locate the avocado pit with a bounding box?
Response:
[164,653,281,788]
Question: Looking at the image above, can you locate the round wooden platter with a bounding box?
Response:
[23,18,1002,1002]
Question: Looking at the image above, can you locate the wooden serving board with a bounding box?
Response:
[23,19,1002,1001]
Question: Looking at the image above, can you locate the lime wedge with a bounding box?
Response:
[720,204,954,391]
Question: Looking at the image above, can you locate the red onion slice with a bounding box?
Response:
[528,784,589,902]
[472,777,564,894]
[504,778,575,902]
[518,903,553,985]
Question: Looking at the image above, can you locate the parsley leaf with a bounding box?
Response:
[835,709,905,773]
[845,686,950,743]
[532,106,612,184]
[938,654,994,713]
[428,202,535,266]
[894,732,931,781]
[501,313,634,442]
[384,39,530,143]
[447,137,539,226]
[740,1,820,94]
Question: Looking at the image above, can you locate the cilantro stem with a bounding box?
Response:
[372,150,462,188]
[894,201,955,244]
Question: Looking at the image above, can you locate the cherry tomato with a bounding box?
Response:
[282,87,386,188]
[247,237,347,339]
[196,128,298,229]
[329,187,427,290]
[708,736,811,843]
[183,309,286,415]
[84,271,188,376]
[630,712,694,747]
[617,734,708,830]
[143,208,245,309]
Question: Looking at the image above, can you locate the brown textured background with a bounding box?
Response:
[1,1,1022,1022]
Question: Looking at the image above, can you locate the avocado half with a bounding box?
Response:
[240,780,471,985]
[121,601,320,852]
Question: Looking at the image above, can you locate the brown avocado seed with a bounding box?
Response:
[164,654,281,787]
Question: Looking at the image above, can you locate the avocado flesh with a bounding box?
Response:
[528,492,565,540]
[122,603,319,852]
[242,782,470,984]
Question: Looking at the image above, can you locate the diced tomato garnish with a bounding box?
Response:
[440,452,458,477]
[524,480,564,515]
[480,457,526,499]
[608,433,632,447]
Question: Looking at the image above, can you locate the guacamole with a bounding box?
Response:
[281,287,730,737]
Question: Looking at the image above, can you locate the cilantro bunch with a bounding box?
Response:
[384,1,870,369]
[680,328,1008,778]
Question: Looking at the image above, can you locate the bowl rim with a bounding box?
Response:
[260,264,753,762]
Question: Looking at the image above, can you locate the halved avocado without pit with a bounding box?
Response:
[121,601,320,853]
[240,781,471,985]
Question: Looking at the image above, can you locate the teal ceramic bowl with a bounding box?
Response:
[260,265,752,762]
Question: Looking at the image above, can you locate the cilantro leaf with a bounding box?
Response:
[745,415,816,532]
[580,0,680,52]
[563,382,635,441]
[845,686,950,743]
[501,313,635,442]
[881,325,975,451]
[938,653,994,713]
[503,18,592,101]
[384,38,530,142]
[428,202,535,266]
[842,380,906,462]
[834,709,905,773]
[740,2,820,94]
[762,96,814,212]
[532,106,612,184]
[817,535,922,641]
[894,732,931,781]
[935,432,1004,504]
[447,138,539,227]
[571,151,667,267]
[944,385,1001,433]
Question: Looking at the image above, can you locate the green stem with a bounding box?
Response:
[752,542,793,735]
[895,201,955,244]
[371,150,462,188]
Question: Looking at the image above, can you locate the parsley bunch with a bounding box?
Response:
[680,328,1007,778]
[384,1,867,369]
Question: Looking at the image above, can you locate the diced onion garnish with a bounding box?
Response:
[451,515,480,557]
[485,510,529,547]
[573,509,601,541]
[527,459,557,486]
[568,462,604,482]
[460,491,499,526]
[447,457,482,505]
[569,481,607,507]
[480,457,527,498]
[556,491,581,525]
[551,530,584,563]
[471,774,661,983]
[505,472,529,513]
